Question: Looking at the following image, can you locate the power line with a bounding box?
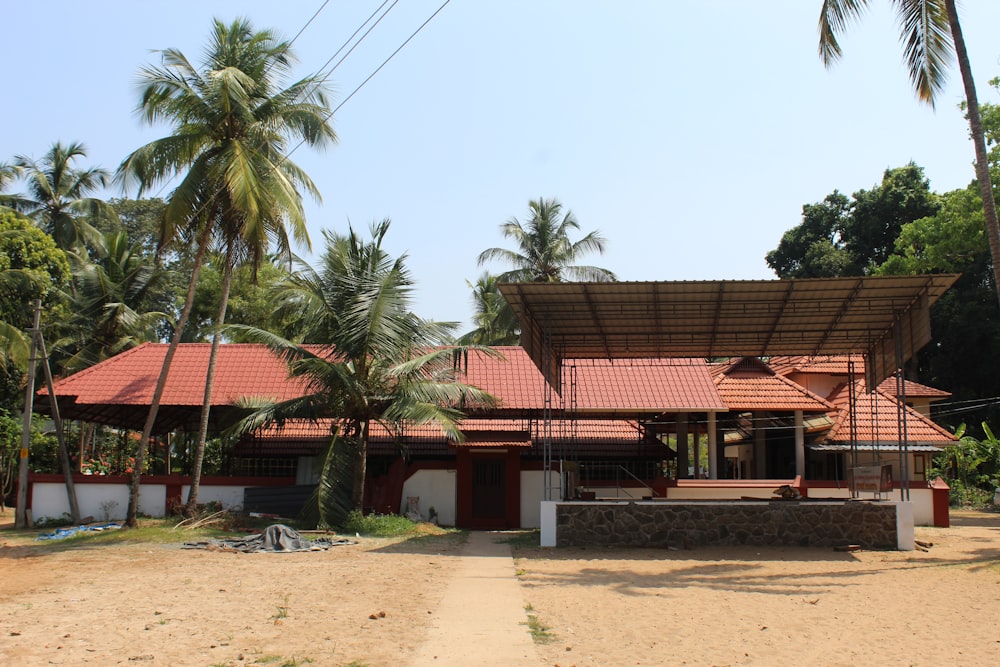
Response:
[288,0,332,46]
[284,0,452,162]
[312,0,399,86]
[143,0,334,201]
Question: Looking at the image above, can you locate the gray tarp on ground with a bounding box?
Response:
[183,524,354,553]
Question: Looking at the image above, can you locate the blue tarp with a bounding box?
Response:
[36,522,122,540]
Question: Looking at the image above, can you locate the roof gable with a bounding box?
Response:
[711,357,835,412]
[825,382,956,445]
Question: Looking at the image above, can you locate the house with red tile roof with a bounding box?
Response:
[710,357,836,480]
[36,345,956,529]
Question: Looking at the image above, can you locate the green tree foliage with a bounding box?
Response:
[0,211,72,405]
[103,199,188,342]
[0,211,72,326]
[472,197,615,343]
[766,192,853,278]
[235,221,495,527]
[118,17,336,523]
[818,0,1000,307]
[478,197,616,283]
[0,408,19,508]
[102,198,167,257]
[187,257,298,343]
[877,183,1000,432]
[766,164,939,278]
[844,164,941,269]
[56,231,168,373]
[458,272,521,346]
[932,422,1000,506]
[0,410,61,507]
[5,142,117,252]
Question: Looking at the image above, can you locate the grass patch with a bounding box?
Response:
[522,603,555,644]
[498,529,540,549]
[2,516,251,553]
[340,511,441,538]
[272,595,291,621]
[3,509,459,556]
[247,656,314,666]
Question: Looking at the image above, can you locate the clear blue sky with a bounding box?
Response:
[4,1,1000,331]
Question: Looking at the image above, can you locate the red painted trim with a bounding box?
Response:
[456,449,472,527]
[930,477,951,528]
[505,448,521,529]
[166,483,183,514]
[27,473,295,487]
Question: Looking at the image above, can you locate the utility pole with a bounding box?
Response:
[37,319,80,523]
[15,301,41,529]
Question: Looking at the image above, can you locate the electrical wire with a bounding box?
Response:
[139,0,451,233]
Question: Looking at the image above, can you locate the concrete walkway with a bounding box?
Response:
[408,531,540,666]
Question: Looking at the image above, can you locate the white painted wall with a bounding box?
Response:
[896,501,915,550]
[520,470,562,528]
[31,482,163,522]
[400,469,457,526]
[806,487,936,525]
[666,487,776,501]
[31,482,255,522]
[180,484,245,510]
[539,501,557,546]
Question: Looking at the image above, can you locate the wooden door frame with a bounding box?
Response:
[455,448,521,529]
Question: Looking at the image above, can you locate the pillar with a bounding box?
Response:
[693,418,701,478]
[707,412,718,479]
[677,413,689,479]
[794,410,805,478]
[753,411,766,479]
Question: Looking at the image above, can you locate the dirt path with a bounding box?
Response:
[2,509,1000,666]
[408,531,538,666]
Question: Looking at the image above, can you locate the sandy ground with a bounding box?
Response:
[2,508,999,666]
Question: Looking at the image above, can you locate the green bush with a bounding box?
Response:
[932,421,1000,507]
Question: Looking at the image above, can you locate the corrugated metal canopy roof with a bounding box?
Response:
[499,275,959,392]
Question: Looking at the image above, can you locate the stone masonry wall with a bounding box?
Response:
[555,500,898,549]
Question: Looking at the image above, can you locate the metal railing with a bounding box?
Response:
[578,461,660,499]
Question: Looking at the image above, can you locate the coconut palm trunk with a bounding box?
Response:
[945,0,1000,302]
[185,244,236,513]
[120,18,335,525]
[125,223,211,526]
[819,0,1000,306]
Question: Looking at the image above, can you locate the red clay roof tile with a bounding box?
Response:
[710,357,835,411]
[825,381,956,445]
[46,343,312,406]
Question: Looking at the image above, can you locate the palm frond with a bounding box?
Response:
[818,0,871,66]
[894,0,952,106]
[306,433,356,529]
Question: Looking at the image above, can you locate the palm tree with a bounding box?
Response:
[0,162,19,210]
[56,231,167,373]
[478,197,617,283]
[236,220,496,526]
[6,142,116,251]
[818,0,1000,306]
[457,272,521,345]
[117,17,336,525]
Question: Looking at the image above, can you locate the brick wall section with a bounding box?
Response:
[555,501,898,549]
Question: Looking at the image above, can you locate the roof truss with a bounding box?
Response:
[499,275,958,392]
